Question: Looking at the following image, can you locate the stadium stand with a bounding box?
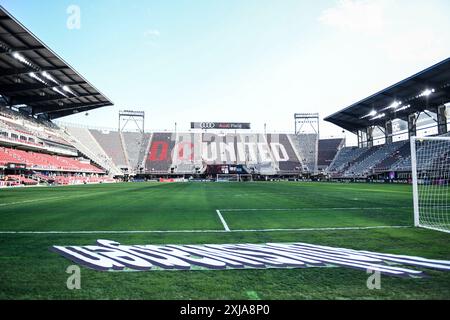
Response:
[62,129,324,176]
[61,125,122,176]
[374,142,411,173]
[8,96,449,183]
[0,111,105,178]
[121,132,144,170]
[136,133,153,173]
[237,134,275,175]
[5,175,37,186]
[0,107,78,155]
[135,132,317,176]
[272,134,302,173]
[392,133,450,172]
[317,138,345,171]
[0,147,103,173]
[342,142,407,177]
[290,134,318,173]
[327,146,369,175]
[0,130,42,149]
[0,108,117,184]
[7,100,449,182]
[172,133,203,174]
[30,172,115,185]
[0,147,18,166]
[90,129,129,170]
[146,132,177,174]
[324,134,450,179]
[50,175,114,185]
[4,109,450,182]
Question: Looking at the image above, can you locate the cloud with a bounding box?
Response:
[379,28,446,63]
[144,29,160,38]
[318,0,450,63]
[319,0,385,35]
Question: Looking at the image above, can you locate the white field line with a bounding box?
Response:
[216,210,231,232]
[0,194,100,207]
[0,196,66,207]
[0,225,411,235]
[219,207,413,212]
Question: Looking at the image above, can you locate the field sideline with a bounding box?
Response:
[1,181,450,299]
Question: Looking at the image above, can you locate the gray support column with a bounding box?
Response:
[367,127,374,148]
[357,130,361,148]
[385,120,393,144]
[408,113,417,139]
[437,105,448,135]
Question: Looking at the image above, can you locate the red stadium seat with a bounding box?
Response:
[0,147,104,173]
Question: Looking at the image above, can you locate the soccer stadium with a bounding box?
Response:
[1,3,450,303]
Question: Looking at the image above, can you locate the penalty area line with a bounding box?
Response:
[0,225,411,235]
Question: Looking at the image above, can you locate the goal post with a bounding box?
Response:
[216,174,253,182]
[411,136,450,233]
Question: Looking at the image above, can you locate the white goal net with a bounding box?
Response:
[411,136,450,233]
[216,174,253,182]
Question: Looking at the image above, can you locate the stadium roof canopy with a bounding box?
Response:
[324,57,450,132]
[0,6,113,119]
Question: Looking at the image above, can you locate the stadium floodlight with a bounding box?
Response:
[382,101,402,111]
[389,101,401,109]
[411,136,450,233]
[370,113,385,121]
[420,88,435,97]
[52,87,68,97]
[62,85,76,96]
[41,71,59,85]
[395,104,411,112]
[12,52,33,67]
[361,110,377,119]
[28,72,47,85]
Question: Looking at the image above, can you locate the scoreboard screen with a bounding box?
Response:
[7,163,26,169]
[206,165,245,175]
[191,122,251,130]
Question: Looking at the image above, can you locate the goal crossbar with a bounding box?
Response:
[216,174,253,182]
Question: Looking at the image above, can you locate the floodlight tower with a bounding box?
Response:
[118,110,145,175]
[294,113,320,135]
[294,113,320,175]
[119,110,145,133]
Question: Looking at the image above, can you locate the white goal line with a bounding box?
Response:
[0,225,411,235]
[219,207,413,212]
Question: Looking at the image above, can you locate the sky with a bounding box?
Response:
[1,0,450,145]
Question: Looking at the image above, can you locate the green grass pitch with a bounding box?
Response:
[1,181,450,300]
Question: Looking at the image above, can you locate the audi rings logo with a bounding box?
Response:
[201,122,216,129]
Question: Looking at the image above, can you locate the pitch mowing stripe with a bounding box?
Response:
[333,187,412,194]
[0,184,166,208]
[0,226,411,234]
[216,209,231,231]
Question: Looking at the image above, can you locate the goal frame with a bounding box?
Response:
[411,136,450,233]
[216,174,253,182]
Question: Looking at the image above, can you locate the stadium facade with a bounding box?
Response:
[0,6,449,186]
